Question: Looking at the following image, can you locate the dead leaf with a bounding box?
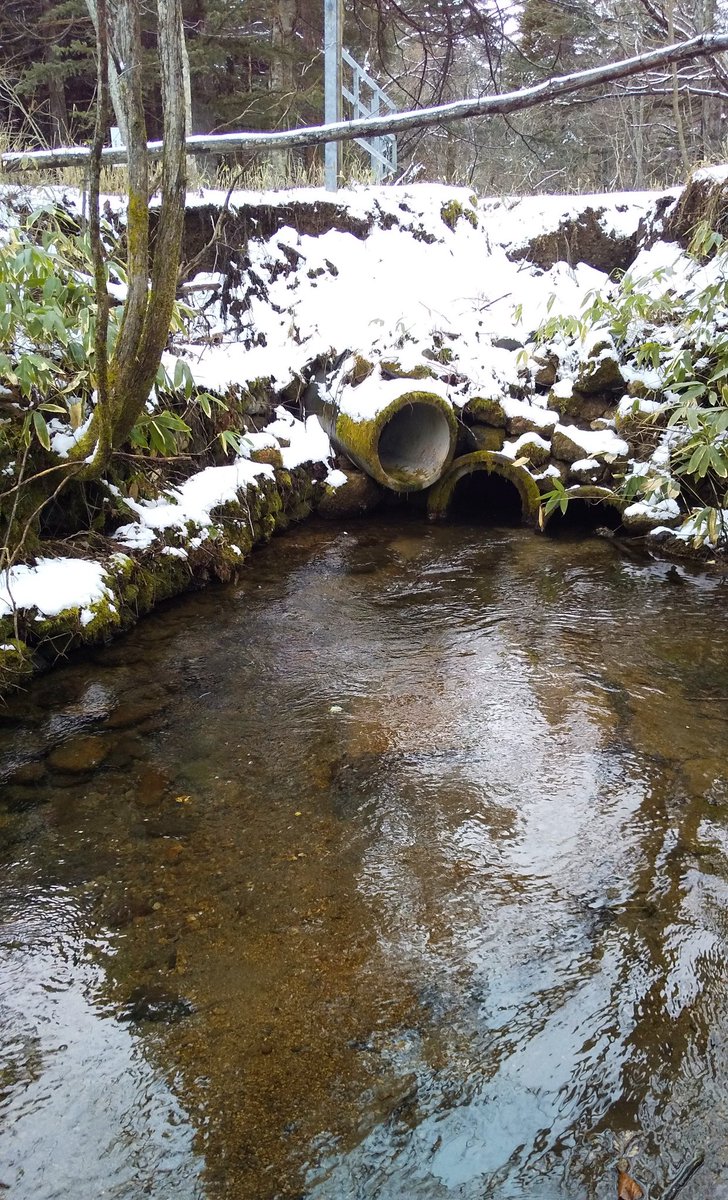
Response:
[617,1168,644,1200]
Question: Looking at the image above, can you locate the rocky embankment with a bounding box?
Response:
[1,169,726,696]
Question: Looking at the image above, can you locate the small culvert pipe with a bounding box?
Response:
[318,388,458,492]
[427,450,542,525]
[541,484,626,531]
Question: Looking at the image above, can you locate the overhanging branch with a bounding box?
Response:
[3,32,728,170]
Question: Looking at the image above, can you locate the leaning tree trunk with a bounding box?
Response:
[72,0,187,473]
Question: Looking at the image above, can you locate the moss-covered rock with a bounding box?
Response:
[614,395,667,444]
[506,407,558,439]
[465,396,507,427]
[622,499,681,535]
[440,199,478,232]
[533,351,559,389]
[551,424,630,466]
[250,445,284,469]
[0,462,326,702]
[317,470,383,519]
[345,355,375,386]
[574,348,625,396]
[380,360,435,381]
[548,383,612,423]
[469,425,506,453]
[568,458,607,484]
[507,434,551,469]
[0,638,35,695]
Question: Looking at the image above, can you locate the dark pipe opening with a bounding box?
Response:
[545,499,623,537]
[449,470,523,525]
[377,403,452,487]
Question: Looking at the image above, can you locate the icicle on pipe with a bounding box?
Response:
[317,388,458,492]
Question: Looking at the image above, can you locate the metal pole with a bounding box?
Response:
[324,0,342,191]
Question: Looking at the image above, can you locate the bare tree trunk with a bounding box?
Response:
[72,0,187,471]
[84,0,128,145]
[634,94,645,189]
[179,12,200,185]
[40,0,70,146]
[269,0,297,180]
[47,73,69,146]
[667,0,691,171]
[88,0,111,466]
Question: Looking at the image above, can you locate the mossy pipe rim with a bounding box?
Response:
[322,391,458,493]
[427,450,543,526]
[541,484,627,530]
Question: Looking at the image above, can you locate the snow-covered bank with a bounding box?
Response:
[2,172,727,696]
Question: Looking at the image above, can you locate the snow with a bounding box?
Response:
[113,459,274,550]
[0,558,112,621]
[50,413,92,457]
[478,190,660,252]
[166,188,618,407]
[502,432,551,459]
[555,424,629,458]
[693,164,728,185]
[333,371,451,421]
[2,175,726,630]
[616,394,663,418]
[261,409,332,468]
[552,379,573,399]
[501,397,558,432]
[571,457,602,473]
[112,410,333,551]
[624,499,680,522]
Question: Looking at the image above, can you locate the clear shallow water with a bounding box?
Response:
[1,517,728,1199]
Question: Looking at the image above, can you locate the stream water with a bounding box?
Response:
[1,516,728,1199]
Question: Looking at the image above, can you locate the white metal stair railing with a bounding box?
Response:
[341,47,397,181]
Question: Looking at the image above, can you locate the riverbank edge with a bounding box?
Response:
[0,462,326,702]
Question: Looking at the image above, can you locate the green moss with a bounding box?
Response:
[380,361,435,380]
[423,346,453,366]
[0,637,34,695]
[548,387,590,419]
[440,200,478,231]
[330,391,457,492]
[469,425,506,453]
[347,356,374,386]
[427,451,542,527]
[0,462,328,702]
[465,396,507,427]
[250,446,284,468]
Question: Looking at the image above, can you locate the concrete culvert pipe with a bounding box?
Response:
[427,451,542,526]
[542,485,626,535]
[321,390,458,493]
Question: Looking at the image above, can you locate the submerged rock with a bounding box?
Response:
[105,698,164,731]
[118,983,194,1025]
[6,759,46,785]
[47,735,111,774]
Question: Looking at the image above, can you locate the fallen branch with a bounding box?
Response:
[3,34,728,170]
[661,1152,705,1200]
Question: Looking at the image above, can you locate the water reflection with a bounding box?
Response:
[0,518,727,1198]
